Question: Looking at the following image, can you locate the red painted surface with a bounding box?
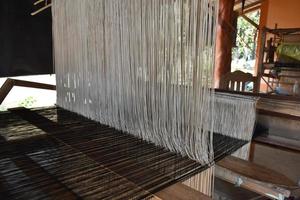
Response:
[266,0,300,29]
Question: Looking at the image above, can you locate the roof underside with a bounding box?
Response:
[234,0,263,14]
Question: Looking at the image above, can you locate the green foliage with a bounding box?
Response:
[18,96,37,108]
[0,105,6,112]
[232,11,260,61]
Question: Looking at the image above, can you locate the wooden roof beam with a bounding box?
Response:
[241,5,261,15]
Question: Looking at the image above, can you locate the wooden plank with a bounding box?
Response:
[154,183,212,200]
[250,143,300,188]
[257,98,300,119]
[216,165,292,200]
[254,135,300,152]
[217,156,296,187]
[258,109,300,121]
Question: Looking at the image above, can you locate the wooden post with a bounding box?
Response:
[214,0,235,88]
[254,0,269,92]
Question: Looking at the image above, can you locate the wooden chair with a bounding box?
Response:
[220,70,258,93]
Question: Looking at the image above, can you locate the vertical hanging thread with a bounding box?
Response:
[52,0,257,166]
[53,0,220,165]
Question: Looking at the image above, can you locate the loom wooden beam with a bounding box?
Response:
[215,89,300,102]
[154,183,212,200]
[216,156,297,199]
[258,109,300,121]
[253,135,300,153]
[0,78,56,104]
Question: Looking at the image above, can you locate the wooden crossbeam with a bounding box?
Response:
[0,78,56,104]
[254,135,300,153]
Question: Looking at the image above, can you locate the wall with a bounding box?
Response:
[256,0,300,92]
[266,0,300,29]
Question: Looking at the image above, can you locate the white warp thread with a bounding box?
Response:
[52,0,257,166]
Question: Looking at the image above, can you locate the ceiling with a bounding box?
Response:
[234,0,264,14]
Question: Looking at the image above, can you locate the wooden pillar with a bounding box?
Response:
[255,0,269,77]
[254,0,269,93]
[214,0,235,88]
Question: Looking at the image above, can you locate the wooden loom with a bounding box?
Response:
[0,0,298,198]
[0,81,299,199]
